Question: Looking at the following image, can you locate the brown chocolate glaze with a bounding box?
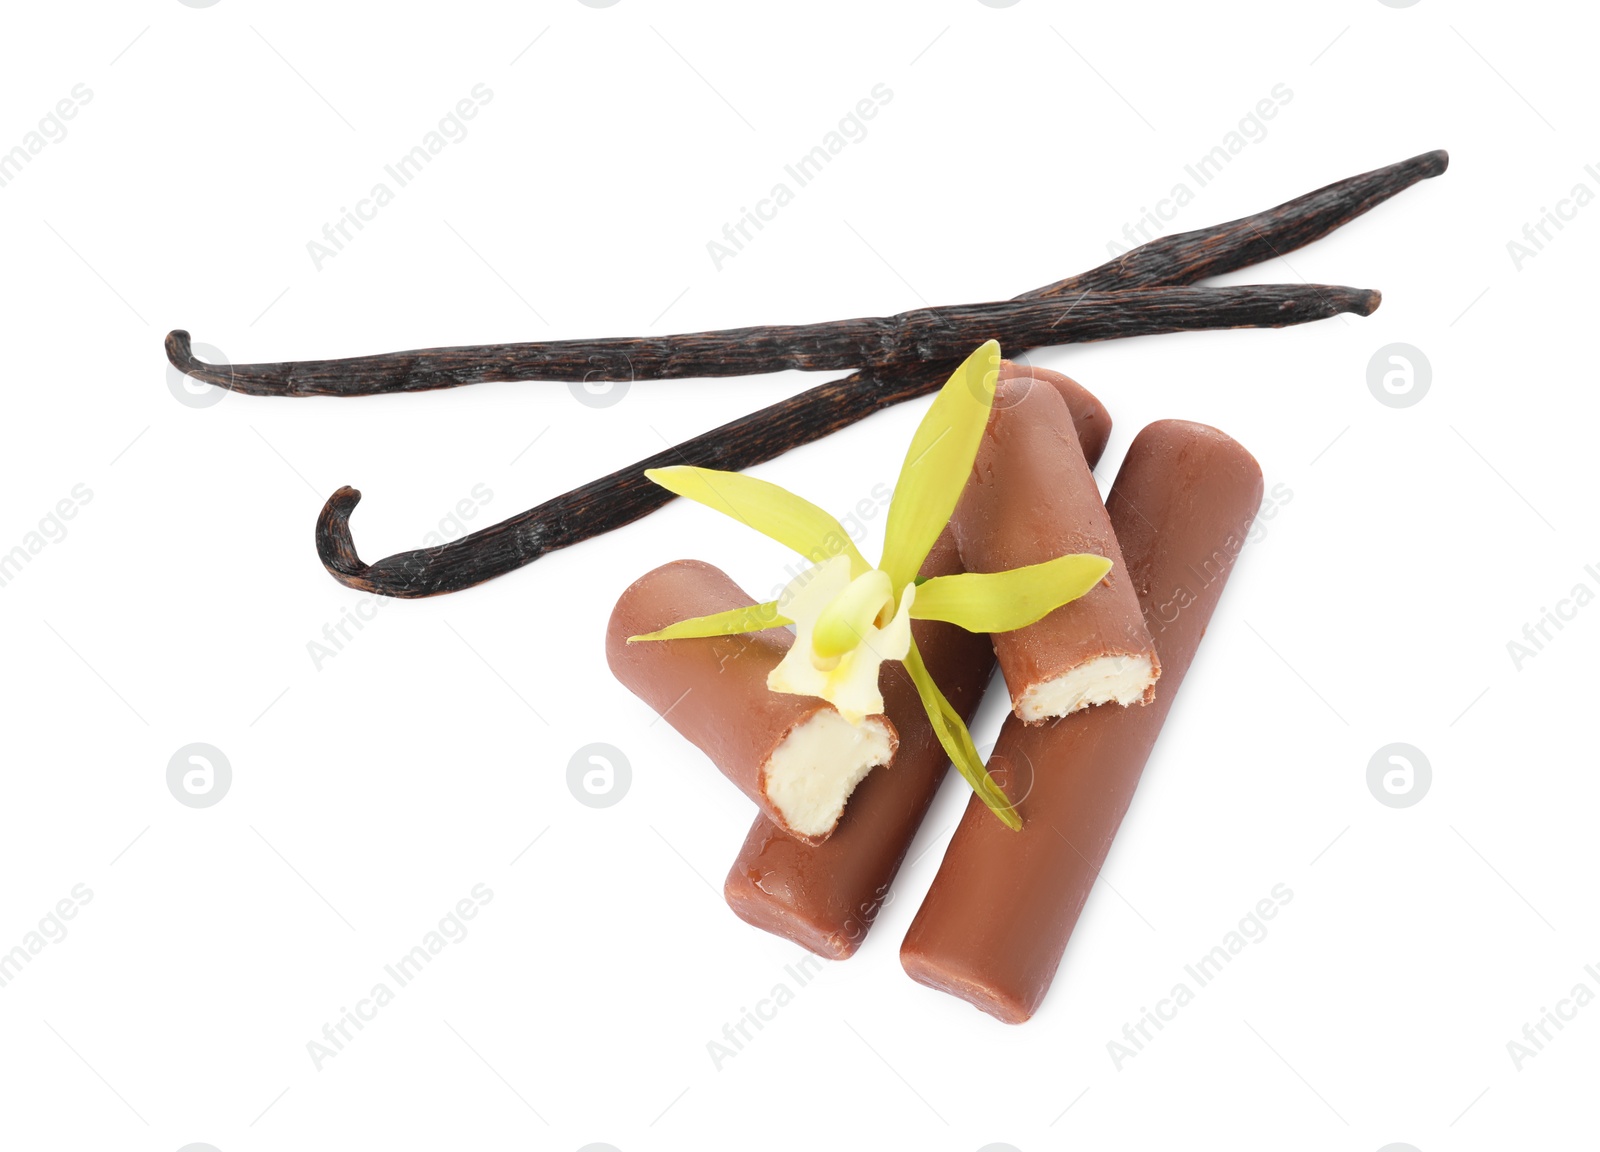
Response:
[605,560,897,845]
[1002,362,1112,471]
[723,366,1113,959]
[901,420,1263,1022]
[953,375,1159,720]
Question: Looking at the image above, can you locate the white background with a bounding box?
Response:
[1,2,1594,1149]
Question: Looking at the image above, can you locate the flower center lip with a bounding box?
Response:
[811,569,895,662]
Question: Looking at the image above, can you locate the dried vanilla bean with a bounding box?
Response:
[168,150,1445,398]
[316,286,1377,597]
[305,149,1445,597]
[167,285,1366,398]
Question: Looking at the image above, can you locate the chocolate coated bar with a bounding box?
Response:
[953,375,1160,721]
[607,560,897,844]
[901,419,1263,1021]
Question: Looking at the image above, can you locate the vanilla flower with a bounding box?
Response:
[629,342,1109,830]
[766,555,915,725]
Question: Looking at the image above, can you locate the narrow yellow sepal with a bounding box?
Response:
[902,637,1021,831]
[628,600,791,643]
[878,340,1001,592]
[910,554,1112,633]
[645,465,871,577]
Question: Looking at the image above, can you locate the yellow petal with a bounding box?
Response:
[645,465,871,576]
[910,554,1113,632]
[878,340,1001,591]
[902,637,1021,831]
[628,600,791,642]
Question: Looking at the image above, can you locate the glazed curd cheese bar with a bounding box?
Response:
[606,559,897,845]
[952,374,1160,722]
[901,419,1263,1022]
